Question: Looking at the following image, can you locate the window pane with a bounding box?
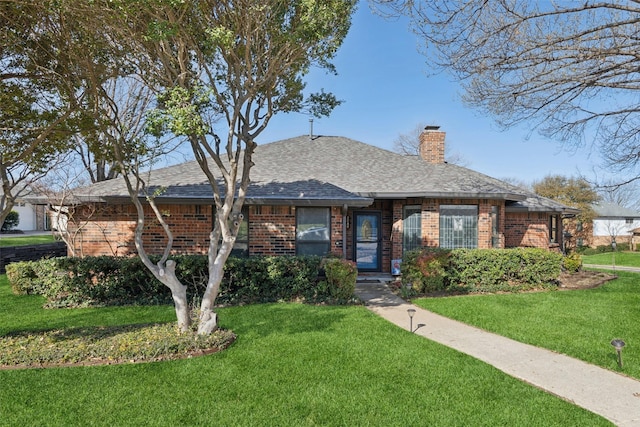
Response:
[297,242,330,256]
[403,206,422,254]
[550,215,558,243]
[297,207,330,256]
[491,206,499,248]
[439,205,478,249]
[297,208,330,241]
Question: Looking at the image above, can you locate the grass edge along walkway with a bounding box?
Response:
[355,281,640,427]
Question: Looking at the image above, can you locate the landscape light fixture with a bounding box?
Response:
[611,339,626,368]
[406,308,425,333]
[407,308,416,332]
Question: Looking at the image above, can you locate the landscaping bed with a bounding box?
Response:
[0,323,236,370]
[558,270,617,290]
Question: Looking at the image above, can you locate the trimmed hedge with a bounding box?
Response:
[6,255,331,308]
[578,243,630,255]
[402,248,450,293]
[320,258,358,301]
[402,248,563,294]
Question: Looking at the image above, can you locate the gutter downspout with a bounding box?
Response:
[342,204,348,259]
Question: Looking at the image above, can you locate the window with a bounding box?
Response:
[403,205,422,255]
[550,215,558,243]
[296,207,330,256]
[626,218,634,224]
[439,205,478,249]
[491,206,500,248]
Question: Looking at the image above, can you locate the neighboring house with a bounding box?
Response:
[1,188,49,232]
[67,127,578,273]
[590,202,640,248]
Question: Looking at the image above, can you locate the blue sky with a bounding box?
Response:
[257,5,602,184]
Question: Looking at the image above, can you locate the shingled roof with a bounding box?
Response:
[73,135,573,213]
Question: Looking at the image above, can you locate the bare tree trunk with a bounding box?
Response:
[197,239,234,335]
[159,260,191,332]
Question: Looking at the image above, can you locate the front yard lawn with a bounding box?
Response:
[582,251,640,268]
[415,270,640,380]
[0,234,56,247]
[0,274,608,426]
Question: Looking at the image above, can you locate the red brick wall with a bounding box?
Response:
[419,128,446,164]
[68,203,212,257]
[70,200,558,269]
[504,212,558,249]
[248,205,296,256]
[70,203,346,259]
[418,198,503,250]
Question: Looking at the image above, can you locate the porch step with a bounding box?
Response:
[357,274,395,284]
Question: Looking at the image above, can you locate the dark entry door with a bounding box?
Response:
[354,212,381,271]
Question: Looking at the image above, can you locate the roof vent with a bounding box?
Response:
[309,118,314,141]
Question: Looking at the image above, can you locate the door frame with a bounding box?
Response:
[353,211,382,272]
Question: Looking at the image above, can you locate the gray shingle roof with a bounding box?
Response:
[73,135,575,213]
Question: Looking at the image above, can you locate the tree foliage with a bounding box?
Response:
[69,0,357,334]
[0,0,119,224]
[533,175,600,244]
[1,0,355,334]
[371,1,640,181]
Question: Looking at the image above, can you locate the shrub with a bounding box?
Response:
[1,210,19,231]
[616,242,630,252]
[446,248,562,293]
[5,261,40,295]
[6,255,326,308]
[321,258,357,301]
[562,253,583,273]
[402,248,450,293]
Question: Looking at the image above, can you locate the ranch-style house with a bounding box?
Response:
[66,126,578,273]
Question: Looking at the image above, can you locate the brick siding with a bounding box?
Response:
[69,199,559,271]
[504,212,557,249]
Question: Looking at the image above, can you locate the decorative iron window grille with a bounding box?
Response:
[439,205,478,249]
[403,205,422,255]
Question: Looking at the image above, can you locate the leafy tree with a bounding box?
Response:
[0,1,119,225]
[371,1,640,181]
[83,0,356,334]
[533,175,600,246]
[1,210,19,231]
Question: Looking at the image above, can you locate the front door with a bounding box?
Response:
[354,212,381,271]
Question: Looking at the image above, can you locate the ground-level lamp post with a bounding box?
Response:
[407,308,416,333]
[611,339,626,368]
[406,308,425,333]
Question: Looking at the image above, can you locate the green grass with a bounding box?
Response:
[0,234,56,247]
[415,270,640,380]
[0,275,609,426]
[582,251,640,267]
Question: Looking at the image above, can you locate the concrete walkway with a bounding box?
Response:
[585,263,640,274]
[355,280,640,427]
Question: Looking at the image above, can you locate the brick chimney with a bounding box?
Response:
[419,125,446,164]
